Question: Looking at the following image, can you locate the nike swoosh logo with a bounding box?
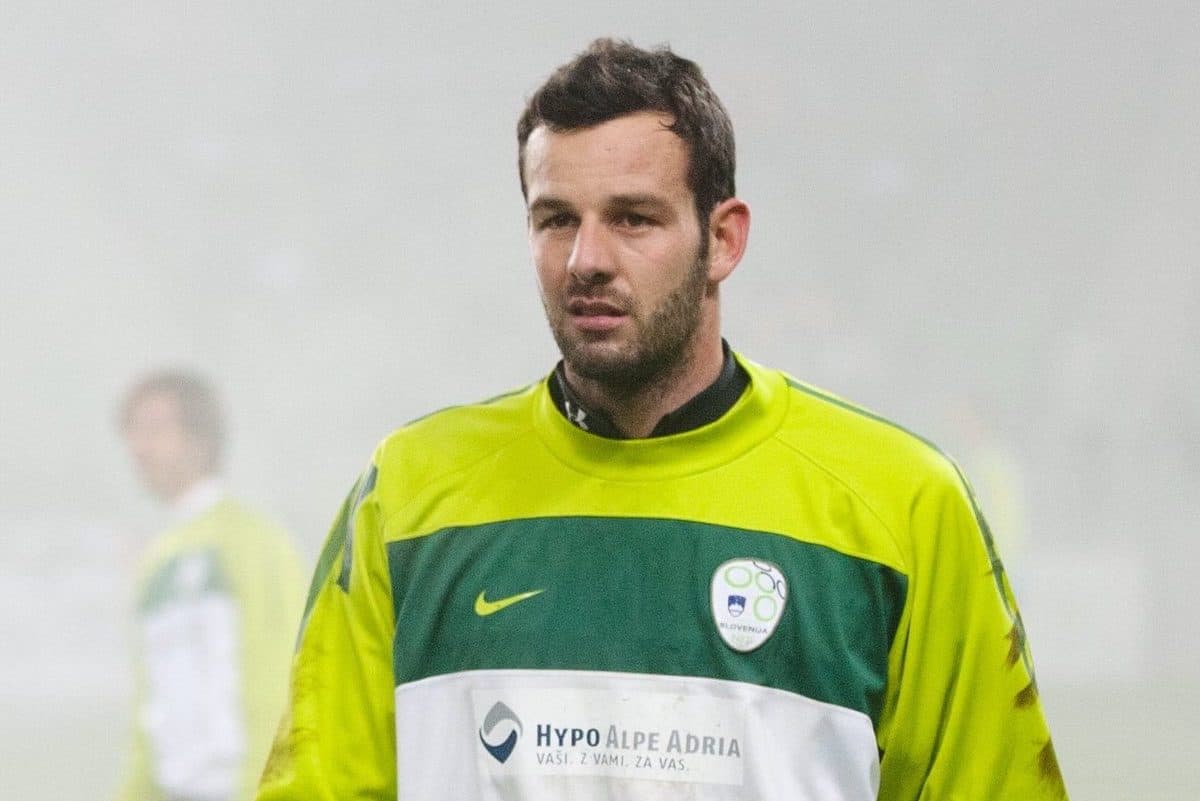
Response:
[474,589,544,616]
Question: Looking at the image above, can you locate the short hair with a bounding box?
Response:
[517,38,736,223]
[119,369,225,469]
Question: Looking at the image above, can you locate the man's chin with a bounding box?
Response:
[563,343,638,383]
[565,347,677,391]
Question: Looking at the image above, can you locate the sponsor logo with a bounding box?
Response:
[710,558,788,652]
[532,722,741,758]
[474,589,544,617]
[563,400,590,430]
[473,689,745,785]
[479,701,523,763]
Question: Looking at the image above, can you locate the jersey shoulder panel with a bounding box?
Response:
[141,498,287,558]
[369,380,543,509]
[135,499,301,606]
[771,372,968,564]
[778,374,957,481]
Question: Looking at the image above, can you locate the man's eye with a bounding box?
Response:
[538,213,575,230]
[617,213,653,228]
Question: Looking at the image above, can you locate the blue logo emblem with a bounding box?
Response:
[479,701,523,763]
[727,594,747,617]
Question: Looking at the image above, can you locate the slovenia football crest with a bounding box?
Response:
[710,558,788,652]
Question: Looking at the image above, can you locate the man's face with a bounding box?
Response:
[524,112,709,388]
[122,391,209,502]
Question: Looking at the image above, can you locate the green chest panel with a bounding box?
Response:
[138,547,230,614]
[386,517,906,726]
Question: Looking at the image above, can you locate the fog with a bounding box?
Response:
[1,2,1197,798]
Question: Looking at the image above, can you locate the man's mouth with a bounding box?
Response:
[568,296,626,314]
[567,298,627,332]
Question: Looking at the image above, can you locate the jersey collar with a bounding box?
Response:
[548,340,749,439]
[169,475,226,526]
[533,350,788,481]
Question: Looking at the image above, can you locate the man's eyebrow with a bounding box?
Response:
[528,193,675,216]
[607,193,672,210]
[528,197,573,215]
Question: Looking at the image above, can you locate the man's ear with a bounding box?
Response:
[705,197,751,284]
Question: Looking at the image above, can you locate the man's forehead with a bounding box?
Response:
[523,112,690,199]
[127,391,182,425]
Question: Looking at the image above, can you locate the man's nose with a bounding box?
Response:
[566,218,614,284]
[126,433,152,459]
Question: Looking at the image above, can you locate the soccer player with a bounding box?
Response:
[116,370,305,801]
[257,39,1068,800]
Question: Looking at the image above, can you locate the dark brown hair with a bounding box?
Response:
[517,38,736,223]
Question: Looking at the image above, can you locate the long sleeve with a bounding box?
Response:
[877,461,1068,800]
[114,717,157,801]
[256,465,396,801]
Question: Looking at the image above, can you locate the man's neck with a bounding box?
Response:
[167,475,225,526]
[563,335,725,438]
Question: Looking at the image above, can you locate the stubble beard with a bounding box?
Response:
[547,248,710,394]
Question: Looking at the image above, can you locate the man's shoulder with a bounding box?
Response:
[204,496,281,527]
[371,378,544,476]
[759,365,962,494]
[142,499,296,571]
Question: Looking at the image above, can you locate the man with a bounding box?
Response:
[257,39,1068,800]
[117,370,305,801]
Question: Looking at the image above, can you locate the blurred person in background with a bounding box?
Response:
[256,39,1066,801]
[116,369,305,801]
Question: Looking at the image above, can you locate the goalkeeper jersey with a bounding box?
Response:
[119,496,305,801]
[257,353,1067,801]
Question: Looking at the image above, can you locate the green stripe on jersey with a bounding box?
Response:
[138,548,230,613]
[296,470,369,644]
[387,516,906,726]
[338,464,378,591]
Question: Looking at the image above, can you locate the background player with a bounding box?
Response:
[117,369,305,801]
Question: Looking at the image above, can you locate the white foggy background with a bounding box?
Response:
[1,2,1197,799]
